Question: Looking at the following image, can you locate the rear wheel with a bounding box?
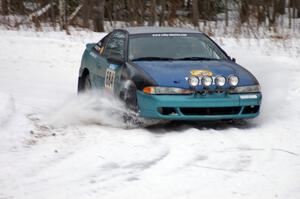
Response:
[83,74,91,91]
[78,73,91,93]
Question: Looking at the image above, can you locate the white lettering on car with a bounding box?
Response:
[152,33,187,37]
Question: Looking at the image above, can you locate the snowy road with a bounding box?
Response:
[0,30,300,199]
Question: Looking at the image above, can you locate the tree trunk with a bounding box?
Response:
[289,0,292,28]
[10,0,25,15]
[1,0,9,15]
[169,0,181,26]
[83,0,91,28]
[59,0,66,30]
[225,0,228,27]
[292,0,296,18]
[192,0,199,27]
[149,0,157,26]
[93,0,105,32]
[137,0,145,26]
[240,0,249,24]
[159,0,166,26]
[296,0,300,18]
[50,0,56,27]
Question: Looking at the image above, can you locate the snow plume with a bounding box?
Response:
[46,91,155,129]
[46,91,128,128]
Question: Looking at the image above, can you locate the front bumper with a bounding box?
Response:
[136,91,262,120]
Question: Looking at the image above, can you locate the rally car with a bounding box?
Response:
[77,27,262,121]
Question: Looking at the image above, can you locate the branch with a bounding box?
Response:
[15,3,52,27]
[29,3,52,19]
[68,4,83,23]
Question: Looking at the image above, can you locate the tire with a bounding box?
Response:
[123,86,138,112]
[78,73,91,93]
[83,74,92,91]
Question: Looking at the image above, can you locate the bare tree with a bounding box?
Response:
[289,0,293,28]
[50,0,56,27]
[1,0,9,15]
[1,0,299,34]
[239,0,250,24]
[168,0,181,26]
[59,0,66,30]
[149,0,157,26]
[93,0,105,32]
[10,0,25,15]
[159,0,166,26]
[225,0,228,27]
[192,0,199,27]
[82,0,92,28]
[297,0,300,18]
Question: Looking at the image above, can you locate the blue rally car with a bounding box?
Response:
[78,27,262,121]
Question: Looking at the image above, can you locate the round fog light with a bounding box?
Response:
[228,75,239,87]
[188,76,199,87]
[215,75,226,87]
[201,76,213,87]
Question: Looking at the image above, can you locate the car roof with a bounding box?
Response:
[119,26,202,35]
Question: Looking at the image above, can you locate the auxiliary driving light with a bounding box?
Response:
[188,76,199,87]
[215,75,226,87]
[201,76,213,87]
[228,75,239,87]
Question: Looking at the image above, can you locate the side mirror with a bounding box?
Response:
[232,57,236,63]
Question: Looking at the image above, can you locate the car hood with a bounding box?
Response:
[132,60,259,89]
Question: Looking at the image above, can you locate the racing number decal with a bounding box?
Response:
[104,69,115,90]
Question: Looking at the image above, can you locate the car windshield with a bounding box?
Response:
[128,33,228,61]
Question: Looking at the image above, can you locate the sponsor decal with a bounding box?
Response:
[109,63,119,70]
[89,52,97,58]
[190,70,213,77]
[104,69,115,90]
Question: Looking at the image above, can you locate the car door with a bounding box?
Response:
[88,34,111,89]
[101,31,127,95]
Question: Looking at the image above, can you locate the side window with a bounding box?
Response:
[95,35,109,54]
[98,34,109,47]
[104,31,126,58]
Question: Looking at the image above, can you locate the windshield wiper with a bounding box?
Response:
[131,57,175,61]
[175,57,219,61]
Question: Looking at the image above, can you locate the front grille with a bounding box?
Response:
[180,107,241,116]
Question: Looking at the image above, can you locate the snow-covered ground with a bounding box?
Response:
[0,30,300,199]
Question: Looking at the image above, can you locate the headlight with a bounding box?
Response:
[201,76,213,87]
[188,76,199,87]
[215,75,226,87]
[228,75,239,87]
[143,87,193,95]
[230,85,261,93]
